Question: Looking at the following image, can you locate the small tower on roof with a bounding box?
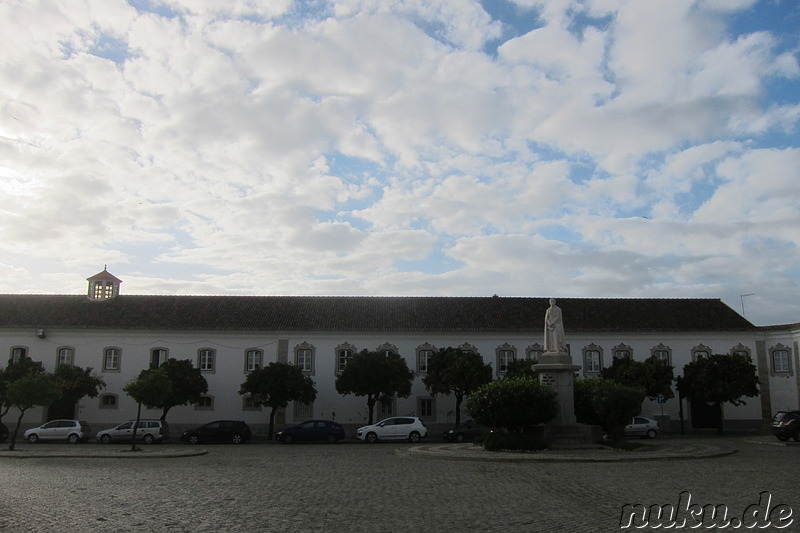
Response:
[87,266,122,300]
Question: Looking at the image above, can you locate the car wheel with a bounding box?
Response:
[188,435,200,445]
[455,433,465,443]
[326,434,338,444]
[409,431,421,443]
[232,434,244,444]
[68,433,80,444]
[27,433,39,444]
[142,434,155,445]
[777,436,790,442]
[646,429,657,439]
[284,434,294,444]
[365,432,378,444]
[99,434,112,444]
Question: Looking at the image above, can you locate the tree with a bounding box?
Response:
[335,349,414,424]
[601,356,674,400]
[50,364,106,418]
[240,362,317,440]
[466,376,558,434]
[574,377,644,441]
[504,358,538,379]
[6,370,62,451]
[423,347,493,426]
[0,356,44,424]
[124,368,173,451]
[157,358,209,422]
[677,353,760,433]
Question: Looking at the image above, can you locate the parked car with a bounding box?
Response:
[181,420,251,444]
[357,416,427,443]
[24,419,92,444]
[276,419,345,444]
[442,419,489,442]
[624,416,659,438]
[771,410,800,442]
[0,422,8,443]
[96,419,170,444]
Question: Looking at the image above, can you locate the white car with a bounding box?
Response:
[624,416,659,439]
[24,420,92,444]
[357,416,427,443]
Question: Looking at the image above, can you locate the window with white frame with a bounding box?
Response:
[417,344,435,373]
[151,348,167,368]
[691,344,711,361]
[336,343,356,374]
[99,394,118,409]
[377,343,397,357]
[198,349,215,372]
[417,398,435,421]
[103,348,120,372]
[294,342,315,374]
[195,395,214,410]
[293,401,313,420]
[496,344,516,375]
[771,344,792,375]
[10,346,27,364]
[583,344,603,374]
[379,397,396,418]
[245,349,262,372]
[459,343,477,355]
[57,347,74,367]
[613,344,632,360]
[651,344,672,365]
[242,395,261,411]
[527,344,544,361]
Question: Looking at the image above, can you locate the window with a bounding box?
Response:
[195,396,214,410]
[294,342,315,374]
[336,343,356,374]
[99,394,118,409]
[731,343,751,359]
[691,344,711,361]
[613,344,632,360]
[10,346,27,364]
[380,397,396,418]
[417,343,435,373]
[377,343,397,357]
[151,348,168,368]
[417,398,435,421]
[651,344,672,365]
[92,280,115,299]
[57,347,74,367]
[103,348,120,372]
[245,349,262,372]
[527,344,544,361]
[771,344,792,375]
[495,343,516,375]
[583,344,603,374]
[293,401,313,420]
[242,396,261,411]
[459,343,478,355]
[198,349,215,372]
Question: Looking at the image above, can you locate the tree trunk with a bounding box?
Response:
[268,406,277,440]
[8,408,27,451]
[454,393,464,426]
[131,401,142,452]
[367,395,377,424]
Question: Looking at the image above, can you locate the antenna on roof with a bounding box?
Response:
[740,293,755,317]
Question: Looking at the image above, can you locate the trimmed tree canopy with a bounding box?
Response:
[422,347,493,426]
[678,353,759,406]
[158,358,209,422]
[466,376,558,433]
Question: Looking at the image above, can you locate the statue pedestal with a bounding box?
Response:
[534,351,601,449]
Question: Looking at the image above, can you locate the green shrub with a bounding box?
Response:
[466,376,557,434]
[481,431,548,452]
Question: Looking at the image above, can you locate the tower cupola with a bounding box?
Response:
[87,266,122,300]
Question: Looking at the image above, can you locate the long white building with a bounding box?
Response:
[1,269,798,436]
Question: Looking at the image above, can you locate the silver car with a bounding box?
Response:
[357,416,427,443]
[96,419,169,444]
[24,420,91,444]
[624,416,659,439]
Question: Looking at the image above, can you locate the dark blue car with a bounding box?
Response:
[276,420,345,443]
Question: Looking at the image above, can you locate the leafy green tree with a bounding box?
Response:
[240,362,317,440]
[50,364,106,418]
[422,347,493,426]
[335,349,414,424]
[601,355,675,400]
[0,356,44,424]
[158,358,209,422]
[677,353,760,433]
[574,377,644,441]
[504,358,538,379]
[124,368,173,451]
[466,376,558,433]
[6,371,62,451]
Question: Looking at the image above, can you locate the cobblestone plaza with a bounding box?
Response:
[1,436,797,532]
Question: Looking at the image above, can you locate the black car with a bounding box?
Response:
[0,422,8,443]
[181,420,252,444]
[276,420,345,444]
[771,410,800,442]
[442,419,489,442]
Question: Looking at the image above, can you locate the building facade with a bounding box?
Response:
[1,269,798,435]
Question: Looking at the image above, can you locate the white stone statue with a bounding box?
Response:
[544,298,566,353]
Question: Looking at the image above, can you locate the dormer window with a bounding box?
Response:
[87,267,122,300]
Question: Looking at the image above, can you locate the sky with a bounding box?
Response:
[1,0,798,327]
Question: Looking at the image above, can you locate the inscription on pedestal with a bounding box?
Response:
[540,372,555,388]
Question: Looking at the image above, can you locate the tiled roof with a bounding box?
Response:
[0,295,755,333]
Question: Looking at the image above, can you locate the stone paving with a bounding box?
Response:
[0,435,797,532]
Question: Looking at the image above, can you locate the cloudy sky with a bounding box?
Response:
[1,0,798,326]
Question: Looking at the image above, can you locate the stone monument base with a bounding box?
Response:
[542,423,603,449]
